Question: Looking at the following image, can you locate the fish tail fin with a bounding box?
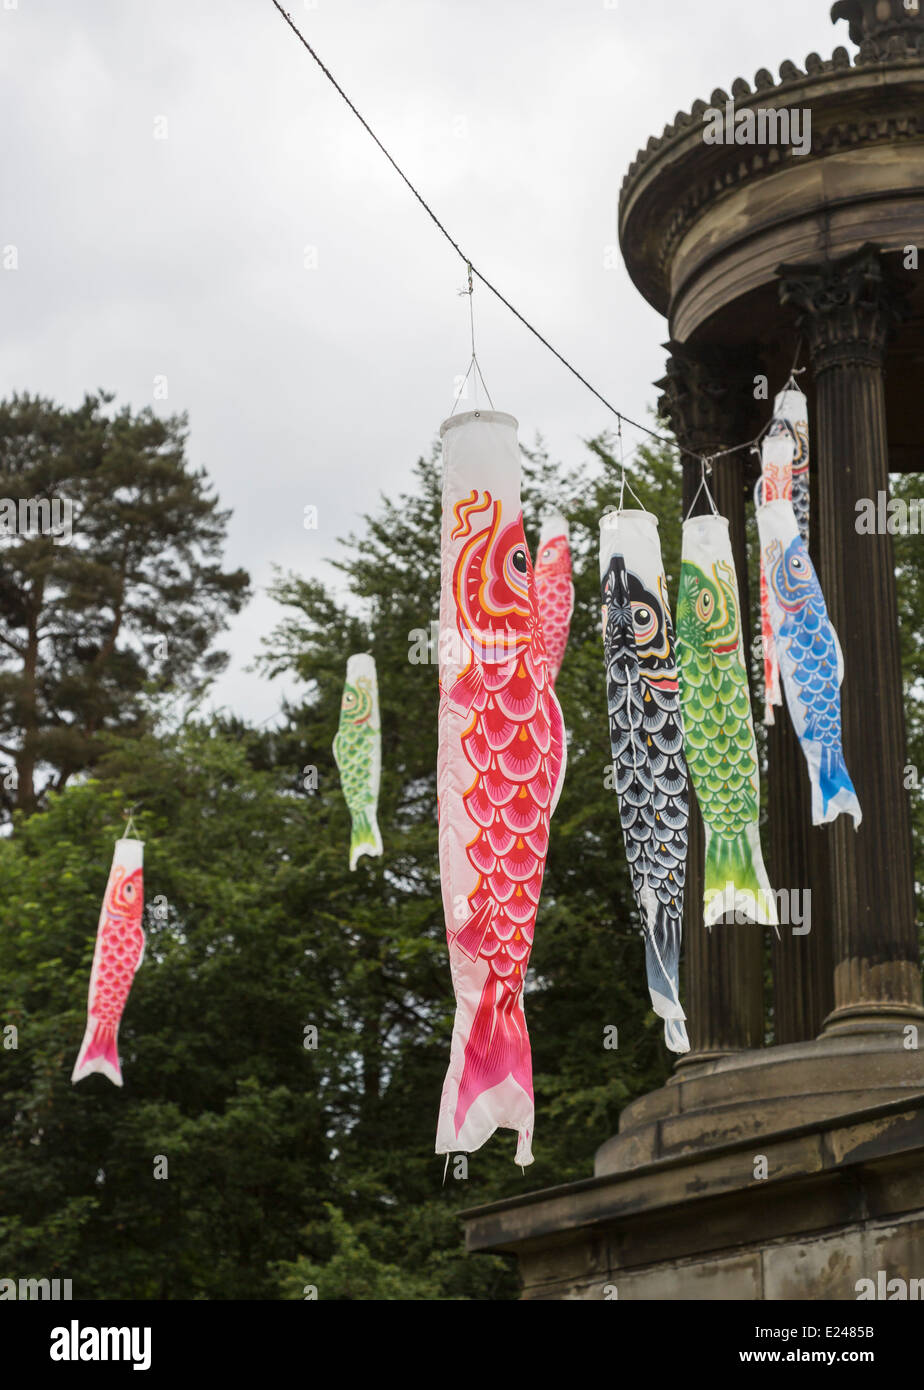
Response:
[704,828,778,926]
[454,975,533,1147]
[815,745,862,828]
[71,1019,122,1087]
[645,898,689,1055]
[348,808,383,870]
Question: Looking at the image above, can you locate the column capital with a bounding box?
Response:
[777,244,910,374]
[656,340,766,457]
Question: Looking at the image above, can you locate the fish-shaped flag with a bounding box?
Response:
[757,497,861,828]
[600,509,690,1053]
[677,513,777,928]
[436,409,567,1166]
[769,385,810,545]
[72,837,145,1087]
[756,433,795,726]
[332,653,383,871]
[534,510,575,688]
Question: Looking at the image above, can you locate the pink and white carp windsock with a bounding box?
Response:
[436,409,567,1166]
[72,837,145,1087]
[770,385,810,545]
[755,432,794,725]
[533,511,575,688]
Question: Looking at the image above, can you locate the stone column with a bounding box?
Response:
[779,245,924,1035]
[657,342,765,1059]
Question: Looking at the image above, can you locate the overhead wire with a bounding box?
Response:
[267,2,804,471]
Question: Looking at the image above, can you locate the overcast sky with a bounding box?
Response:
[1,0,849,724]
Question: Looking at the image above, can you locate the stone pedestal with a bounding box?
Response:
[463,1044,924,1299]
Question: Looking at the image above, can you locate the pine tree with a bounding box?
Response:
[0,392,250,819]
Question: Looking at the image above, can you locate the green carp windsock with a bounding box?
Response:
[332,653,383,870]
[677,514,778,928]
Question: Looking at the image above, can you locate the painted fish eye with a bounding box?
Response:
[791,557,805,571]
[696,592,713,621]
[512,549,527,573]
[635,608,651,626]
[541,547,553,562]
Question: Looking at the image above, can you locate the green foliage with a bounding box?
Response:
[0,391,250,819]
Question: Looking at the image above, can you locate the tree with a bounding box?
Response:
[0,392,250,818]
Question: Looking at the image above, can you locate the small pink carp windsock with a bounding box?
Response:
[72,837,145,1087]
[436,409,567,1166]
[533,511,575,688]
[755,433,794,725]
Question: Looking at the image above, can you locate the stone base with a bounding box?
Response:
[462,1040,924,1300]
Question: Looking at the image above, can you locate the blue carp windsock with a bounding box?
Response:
[332,653,383,870]
[677,514,777,928]
[72,837,145,1087]
[436,409,567,1166]
[534,511,575,688]
[756,497,861,828]
[599,509,690,1053]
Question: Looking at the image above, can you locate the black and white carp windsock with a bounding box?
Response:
[600,509,690,1053]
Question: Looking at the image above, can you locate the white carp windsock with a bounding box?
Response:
[72,837,145,1087]
[332,653,383,870]
[436,410,567,1166]
[755,432,794,725]
[757,497,861,828]
[600,510,690,1053]
[676,514,777,928]
[534,510,575,688]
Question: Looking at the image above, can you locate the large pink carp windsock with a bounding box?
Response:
[72,837,145,1087]
[534,511,575,688]
[436,410,567,1166]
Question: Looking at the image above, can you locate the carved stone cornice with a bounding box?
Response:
[618,25,924,320]
[656,341,764,455]
[832,0,924,65]
[777,245,911,373]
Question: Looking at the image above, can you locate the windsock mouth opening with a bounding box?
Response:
[682,513,730,533]
[439,409,518,437]
[599,507,659,529]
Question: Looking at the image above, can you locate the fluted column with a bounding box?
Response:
[779,245,924,1034]
[658,342,764,1059]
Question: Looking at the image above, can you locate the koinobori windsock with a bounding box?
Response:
[533,511,575,688]
[72,837,145,1087]
[757,497,862,828]
[436,409,566,1166]
[769,385,810,545]
[677,514,777,927]
[333,653,383,870]
[600,509,690,1052]
[756,432,795,726]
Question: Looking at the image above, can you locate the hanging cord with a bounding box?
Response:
[683,456,720,522]
[450,263,495,415]
[616,417,647,512]
[122,804,141,840]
